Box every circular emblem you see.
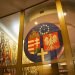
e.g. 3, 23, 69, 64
24, 23, 63, 62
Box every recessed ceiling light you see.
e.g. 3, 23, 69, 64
64, 12, 67, 16
34, 21, 38, 25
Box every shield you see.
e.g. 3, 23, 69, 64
24, 23, 63, 62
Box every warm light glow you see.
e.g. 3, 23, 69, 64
9, 73, 11, 75
34, 21, 38, 25
12, 21, 19, 36
58, 12, 63, 19
58, 12, 67, 19
0, 23, 17, 43
23, 40, 24, 44
48, 64, 51, 66
60, 62, 66, 65
64, 12, 67, 16
43, 64, 51, 67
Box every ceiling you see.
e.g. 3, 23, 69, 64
0, 0, 75, 18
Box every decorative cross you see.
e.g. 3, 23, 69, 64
37, 48, 48, 62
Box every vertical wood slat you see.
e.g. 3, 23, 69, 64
55, 0, 75, 75
16, 10, 24, 75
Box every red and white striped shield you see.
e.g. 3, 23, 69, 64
28, 37, 40, 54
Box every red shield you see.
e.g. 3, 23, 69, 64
43, 32, 60, 51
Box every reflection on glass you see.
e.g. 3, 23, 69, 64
0, 13, 20, 65
0, 13, 20, 75
58, 62, 68, 75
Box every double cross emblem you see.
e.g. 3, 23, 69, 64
37, 48, 48, 62
28, 37, 48, 62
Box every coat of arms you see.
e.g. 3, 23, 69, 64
24, 23, 64, 62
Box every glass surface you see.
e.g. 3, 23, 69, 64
22, 1, 66, 75
58, 62, 68, 75
0, 1, 74, 75
23, 1, 65, 64
61, 0, 75, 58
0, 68, 16, 75
64, 7, 75, 58
61, 1, 75, 74
0, 13, 20, 75
22, 65, 52, 75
